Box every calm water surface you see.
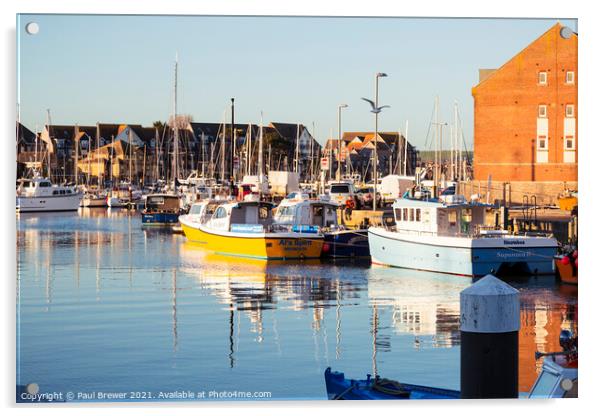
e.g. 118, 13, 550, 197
16, 209, 577, 401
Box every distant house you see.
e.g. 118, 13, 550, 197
472, 23, 577, 201
327, 131, 417, 181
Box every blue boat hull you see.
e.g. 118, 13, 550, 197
142, 212, 180, 226
324, 368, 460, 400
322, 229, 370, 258
368, 228, 557, 276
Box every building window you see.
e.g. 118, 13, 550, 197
538, 71, 547, 85
538, 136, 548, 150
566, 71, 575, 84
538, 105, 547, 118
566, 104, 575, 118
565, 136, 575, 150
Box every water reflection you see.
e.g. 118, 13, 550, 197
16, 209, 577, 398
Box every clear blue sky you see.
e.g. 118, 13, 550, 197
17, 15, 577, 149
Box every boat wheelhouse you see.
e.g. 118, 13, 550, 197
273, 195, 370, 258
16, 177, 82, 213
141, 194, 182, 226
368, 198, 558, 276
179, 200, 324, 260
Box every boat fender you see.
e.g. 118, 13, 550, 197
322, 243, 330, 253
561, 256, 570, 265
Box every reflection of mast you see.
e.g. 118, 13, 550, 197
75, 229, 80, 288
335, 278, 342, 360
172, 269, 178, 352
372, 304, 379, 377
229, 302, 234, 368
95, 231, 101, 299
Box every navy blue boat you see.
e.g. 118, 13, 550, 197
324, 368, 460, 400
141, 194, 182, 226
322, 229, 370, 258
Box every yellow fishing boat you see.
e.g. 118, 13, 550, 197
179, 200, 324, 259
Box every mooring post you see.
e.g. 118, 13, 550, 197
460, 274, 520, 399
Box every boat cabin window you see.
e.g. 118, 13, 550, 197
448, 211, 457, 227
409, 208, 415, 221
259, 206, 270, 220
39, 181, 51, 187
529, 370, 559, 398
330, 184, 351, 194
394, 208, 402, 222
53, 190, 59, 195
415, 209, 421, 222
189, 205, 203, 215
403, 208, 408, 221
277, 206, 296, 217
66, 189, 72, 194
214, 207, 227, 219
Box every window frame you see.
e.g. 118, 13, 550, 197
538, 71, 548, 85
537, 136, 548, 150
566, 104, 575, 118
566, 71, 575, 85
538, 105, 547, 118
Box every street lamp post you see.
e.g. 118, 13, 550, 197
362, 72, 389, 211
337, 104, 348, 181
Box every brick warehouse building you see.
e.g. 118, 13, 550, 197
471, 23, 577, 203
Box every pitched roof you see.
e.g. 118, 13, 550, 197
16, 122, 37, 145
472, 23, 574, 93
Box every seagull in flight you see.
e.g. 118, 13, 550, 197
361, 97, 391, 114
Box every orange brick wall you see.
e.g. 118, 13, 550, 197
472, 24, 578, 182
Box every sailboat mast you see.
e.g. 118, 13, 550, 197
258, 112, 264, 197
201, 132, 206, 177
220, 113, 226, 186
294, 123, 300, 174
172, 56, 179, 192
404, 120, 409, 176
96, 123, 100, 188
128, 127, 133, 185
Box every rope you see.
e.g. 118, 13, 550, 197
371, 378, 411, 397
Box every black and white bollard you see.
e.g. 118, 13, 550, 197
460, 274, 520, 399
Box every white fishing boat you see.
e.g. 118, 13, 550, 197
273, 193, 370, 257
16, 177, 82, 213
368, 196, 559, 276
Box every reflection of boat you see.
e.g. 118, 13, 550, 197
179, 200, 324, 259
273, 194, 369, 258
369, 198, 558, 276
324, 368, 460, 400
141, 194, 182, 226
554, 251, 578, 285
16, 177, 82, 213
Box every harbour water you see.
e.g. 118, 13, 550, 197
16, 209, 577, 401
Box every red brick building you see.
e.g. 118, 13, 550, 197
472, 23, 577, 187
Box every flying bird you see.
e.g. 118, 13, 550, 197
361, 97, 391, 114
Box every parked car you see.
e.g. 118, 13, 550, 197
356, 187, 382, 209
327, 182, 357, 207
